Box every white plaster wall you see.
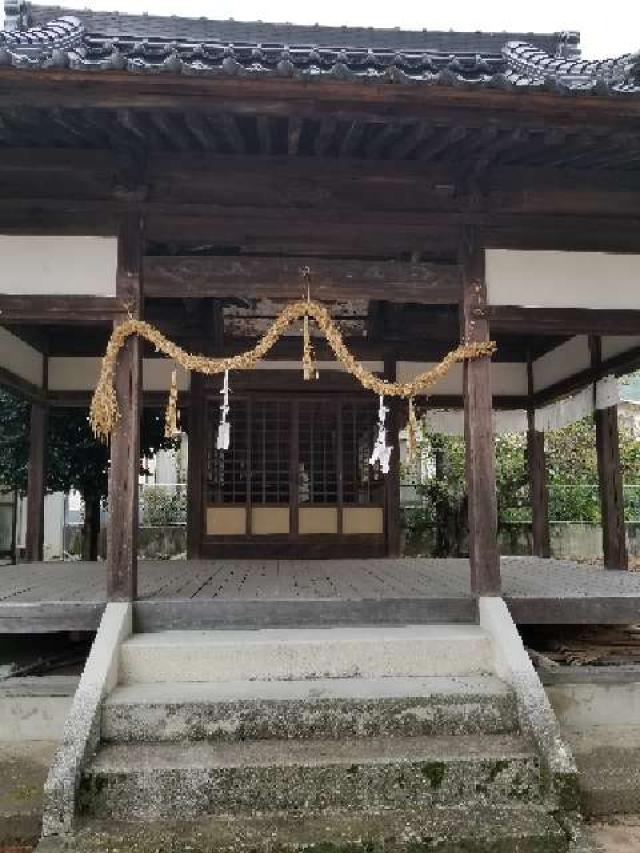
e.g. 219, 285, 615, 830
142, 361, 190, 392
532, 336, 590, 393
0, 236, 118, 296
47, 358, 191, 392
0, 325, 44, 387
486, 250, 640, 309
491, 363, 528, 396
397, 362, 527, 396
602, 335, 640, 361
48, 357, 100, 391
397, 362, 463, 394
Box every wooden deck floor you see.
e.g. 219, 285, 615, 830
1, 557, 639, 632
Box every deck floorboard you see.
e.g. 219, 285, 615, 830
1, 557, 639, 631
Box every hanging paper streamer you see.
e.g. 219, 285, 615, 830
216, 369, 231, 451
369, 394, 393, 474
164, 369, 180, 439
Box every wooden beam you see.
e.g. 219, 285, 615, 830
490, 306, 640, 336
186, 373, 205, 560
461, 232, 500, 595
0, 296, 125, 324
107, 211, 143, 601
527, 357, 550, 558
144, 256, 461, 303
384, 355, 401, 558
3, 72, 640, 131
527, 418, 551, 558
591, 337, 628, 571
25, 399, 48, 562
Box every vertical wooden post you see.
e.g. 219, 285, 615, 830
107, 211, 143, 600
384, 355, 401, 557
527, 356, 550, 557
460, 231, 500, 595
25, 398, 48, 562
186, 372, 205, 559
591, 337, 628, 570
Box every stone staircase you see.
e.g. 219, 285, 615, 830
48, 625, 582, 851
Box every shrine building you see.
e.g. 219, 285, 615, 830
1, 3, 640, 850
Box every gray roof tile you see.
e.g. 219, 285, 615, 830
1, 4, 638, 96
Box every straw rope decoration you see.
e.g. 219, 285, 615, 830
89, 298, 496, 442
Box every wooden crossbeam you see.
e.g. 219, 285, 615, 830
144, 256, 462, 303
0, 296, 125, 324
4, 72, 640, 133
490, 306, 640, 336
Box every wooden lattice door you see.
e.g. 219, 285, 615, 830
205, 394, 387, 555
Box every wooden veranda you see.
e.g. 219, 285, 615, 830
1, 557, 639, 633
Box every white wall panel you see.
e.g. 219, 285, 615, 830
486, 250, 640, 309
532, 336, 590, 392
491, 363, 528, 396
143, 360, 190, 392
397, 361, 526, 396
0, 235, 117, 296
48, 358, 191, 391
0, 326, 44, 387
601, 335, 640, 361
48, 357, 101, 391
397, 362, 463, 394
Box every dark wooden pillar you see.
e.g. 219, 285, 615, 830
107, 212, 143, 600
527, 357, 550, 558
591, 337, 628, 570
460, 232, 500, 595
186, 372, 205, 559
384, 354, 401, 557
25, 399, 48, 562
595, 404, 628, 569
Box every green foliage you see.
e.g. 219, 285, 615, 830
0, 389, 29, 493
141, 486, 187, 527
0, 387, 173, 505
402, 414, 640, 554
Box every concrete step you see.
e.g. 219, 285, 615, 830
79, 734, 541, 820
37, 806, 572, 852
102, 675, 518, 742
119, 625, 495, 684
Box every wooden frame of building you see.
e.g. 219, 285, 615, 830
2, 4, 640, 619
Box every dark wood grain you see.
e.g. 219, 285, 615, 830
186, 373, 205, 560
461, 232, 500, 595
527, 356, 550, 558
106, 211, 143, 600
591, 336, 628, 571
144, 256, 461, 304
25, 400, 48, 562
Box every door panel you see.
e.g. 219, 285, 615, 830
205, 394, 386, 553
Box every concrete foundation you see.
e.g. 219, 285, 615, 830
0, 677, 76, 742
544, 667, 640, 817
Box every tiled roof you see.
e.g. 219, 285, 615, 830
1, 4, 638, 96
24, 4, 568, 55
